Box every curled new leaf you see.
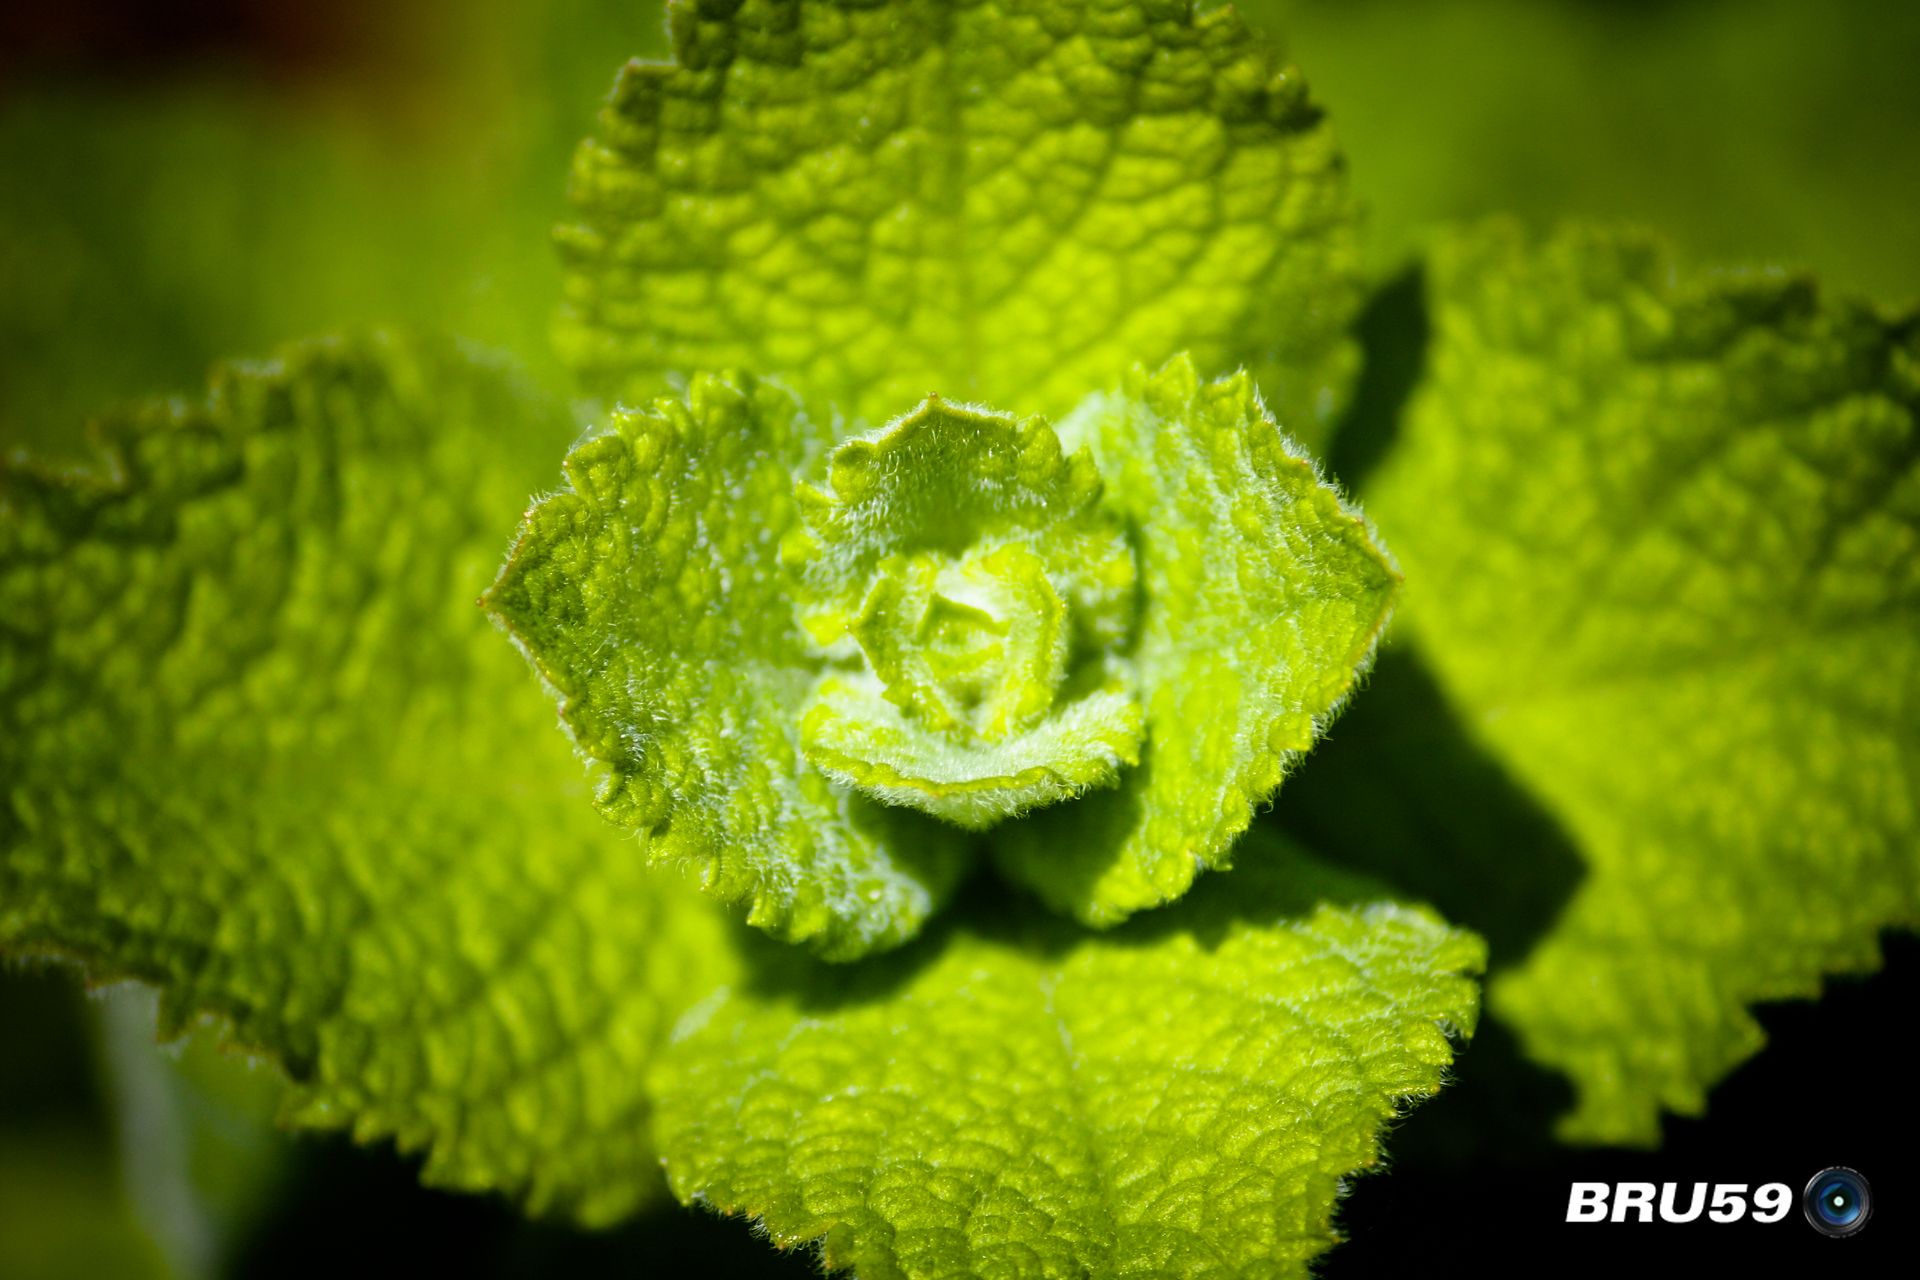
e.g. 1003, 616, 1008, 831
487, 356, 1398, 955
792, 399, 1144, 828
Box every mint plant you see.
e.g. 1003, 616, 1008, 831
2, 1, 1915, 1275
484, 358, 1398, 955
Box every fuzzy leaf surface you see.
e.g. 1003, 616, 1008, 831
486, 375, 974, 960
654, 837, 1483, 1279
794, 398, 1142, 830
995, 357, 1400, 924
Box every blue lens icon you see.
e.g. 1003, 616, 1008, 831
1803, 1167, 1871, 1237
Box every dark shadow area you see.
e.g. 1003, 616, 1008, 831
727, 882, 964, 1009
1272, 643, 1588, 1156
1375, 1015, 1576, 1168
0, 1, 378, 87
1324, 264, 1428, 493
1274, 644, 1584, 967
229, 1137, 822, 1280
0, 962, 106, 1132
1325, 931, 1919, 1275
731, 827, 1400, 1011
985, 758, 1151, 929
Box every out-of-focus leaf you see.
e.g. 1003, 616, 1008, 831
96, 986, 287, 1280
1366, 222, 1920, 1142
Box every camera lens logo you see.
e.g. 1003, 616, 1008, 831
1803, 1167, 1871, 1238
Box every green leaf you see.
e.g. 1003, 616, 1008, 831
0, 336, 737, 1223
1365, 223, 1920, 1143
793, 398, 1143, 829
994, 356, 1400, 925
557, 0, 1362, 448
485, 374, 974, 960
653, 836, 1483, 1279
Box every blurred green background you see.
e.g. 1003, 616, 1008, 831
5, 0, 1918, 463
1263, 0, 1920, 296
3, 1, 1918, 1275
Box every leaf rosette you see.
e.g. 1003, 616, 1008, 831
790, 398, 1145, 830
487, 355, 1402, 957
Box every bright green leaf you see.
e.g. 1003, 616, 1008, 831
557, 0, 1362, 448
1366, 223, 1920, 1143
654, 835, 1484, 1279
0, 336, 1484, 1275
800, 673, 1144, 830
995, 356, 1400, 925
0, 336, 738, 1223
485, 374, 975, 959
